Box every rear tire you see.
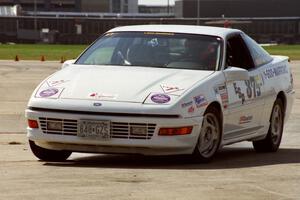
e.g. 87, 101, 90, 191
253, 98, 284, 152
29, 140, 72, 161
192, 106, 222, 163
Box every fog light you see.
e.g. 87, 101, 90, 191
159, 126, 193, 136
47, 121, 63, 131
130, 126, 147, 136
28, 119, 39, 129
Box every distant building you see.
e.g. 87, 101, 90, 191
80, 0, 138, 13
0, 4, 20, 16
175, 0, 300, 18
110, 0, 138, 13
139, 4, 174, 14
0, 0, 138, 13
0, 0, 80, 12
80, 0, 109, 12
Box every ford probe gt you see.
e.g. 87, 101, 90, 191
26, 25, 295, 162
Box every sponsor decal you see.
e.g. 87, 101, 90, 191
188, 106, 195, 113
233, 82, 246, 104
216, 83, 229, 108
220, 93, 229, 104
151, 93, 171, 104
39, 88, 59, 98
161, 85, 184, 94
239, 115, 253, 124
90, 93, 97, 97
181, 101, 193, 108
48, 79, 69, 87
144, 32, 174, 36
193, 95, 208, 108
263, 65, 288, 79
89, 93, 118, 100
218, 85, 226, 92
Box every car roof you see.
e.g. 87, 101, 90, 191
108, 25, 241, 39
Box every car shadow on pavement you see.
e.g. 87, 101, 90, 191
43, 147, 300, 169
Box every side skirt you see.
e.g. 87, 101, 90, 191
221, 125, 268, 146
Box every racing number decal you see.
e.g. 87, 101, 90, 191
233, 74, 263, 104
245, 80, 252, 98
245, 76, 262, 99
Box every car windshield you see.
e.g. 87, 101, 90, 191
76, 32, 223, 71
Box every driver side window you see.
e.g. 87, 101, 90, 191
226, 34, 255, 70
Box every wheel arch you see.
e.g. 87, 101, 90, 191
205, 101, 223, 132
276, 91, 287, 117
206, 101, 223, 118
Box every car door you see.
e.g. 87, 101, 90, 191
223, 34, 265, 141
241, 33, 276, 128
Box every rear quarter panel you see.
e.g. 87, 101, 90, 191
260, 56, 294, 125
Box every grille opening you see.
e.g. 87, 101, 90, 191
39, 118, 156, 140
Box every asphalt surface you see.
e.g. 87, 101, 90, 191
0, 60, 299, 200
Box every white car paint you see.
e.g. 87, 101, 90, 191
35, 65, 214, 103
26, 25, 295, 156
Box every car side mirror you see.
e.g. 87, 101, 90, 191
224, 66, 249, 82
61, 59, 76, 69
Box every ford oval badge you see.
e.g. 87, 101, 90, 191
93, 102, 102, 107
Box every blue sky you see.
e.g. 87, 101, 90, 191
138, 0, 175, 6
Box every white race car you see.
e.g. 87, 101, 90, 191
26, 25, 295, 162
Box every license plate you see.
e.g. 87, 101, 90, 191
78, 120, 110, 139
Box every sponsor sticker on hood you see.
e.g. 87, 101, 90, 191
161, 85, 184, 94
36, 87, 64, 99
47, 79, 70, 87
89, 93, 118, 100
151, 93, 171, 104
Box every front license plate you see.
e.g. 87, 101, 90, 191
78, 120, 110, 139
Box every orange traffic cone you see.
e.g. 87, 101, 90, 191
15, 55, 19, 61
41, 55, 45, 62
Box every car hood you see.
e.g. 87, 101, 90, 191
36, 65, 214, 104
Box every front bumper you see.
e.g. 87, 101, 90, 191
26, 108, 203, 155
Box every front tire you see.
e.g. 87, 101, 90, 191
253, 98, 284, 152
192, 106, 222, 162
29, 140, 72, 161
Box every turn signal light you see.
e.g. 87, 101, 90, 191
28, 119, 39, 129
158, 126, 193, 136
